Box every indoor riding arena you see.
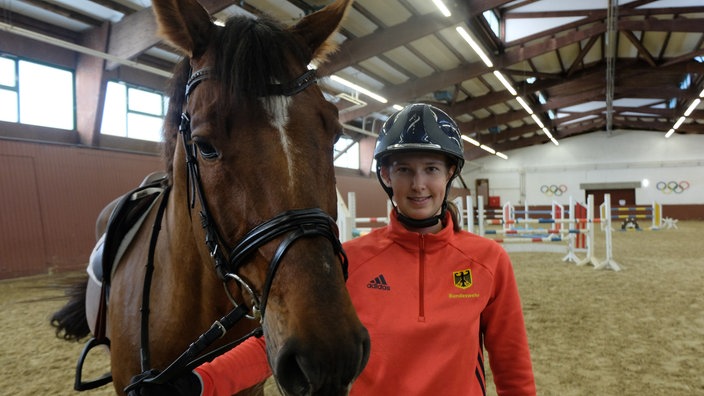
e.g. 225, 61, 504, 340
1, 1, 703, 395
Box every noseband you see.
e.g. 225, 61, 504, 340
180, 67, 346, 320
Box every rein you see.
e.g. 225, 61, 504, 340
126, 66, 346, 391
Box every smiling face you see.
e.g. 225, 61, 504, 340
380, 151, 456, 232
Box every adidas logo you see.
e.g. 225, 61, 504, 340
367, 274, 391, 291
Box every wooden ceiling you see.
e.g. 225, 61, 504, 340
2, 0, 703, 159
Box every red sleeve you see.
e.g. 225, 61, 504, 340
481, 250, 536, 396
194, 336, 272, 396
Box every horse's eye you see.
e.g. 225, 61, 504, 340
194, 140, 219, 160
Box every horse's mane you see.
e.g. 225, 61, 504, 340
161, 15, 312, 181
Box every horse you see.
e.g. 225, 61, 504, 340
50, 0, 370, 394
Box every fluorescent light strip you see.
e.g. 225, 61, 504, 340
456, 27, 493, 68
516, 96, 533, 114
461, 135, 480, 146
480, 144, 496, 154
684, 98, 701, 117
493, 71, 517, 95
330, 75, 388, 104
541, 127, 553, 139
531, 113, 545, 129
463, 135, 507, 159
392, 104, 404, 111
432, 0, 451, 17
665, 93, 702, 138
672, 116, 686, 129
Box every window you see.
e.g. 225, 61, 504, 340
101, 81, 167, 142
334, 135, 359, 169
0, 55, 75, 129
482, 10, 500, 38
0, 57, 17, 123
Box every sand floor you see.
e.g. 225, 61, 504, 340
1, 221, 702, 395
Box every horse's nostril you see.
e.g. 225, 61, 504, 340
275, 342, 312, 396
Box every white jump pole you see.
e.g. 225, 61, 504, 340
562, 196, 581, 263
452, 196, 465, 231
466, 195, 475, 233
594, 193, 621, 271
478, 195, 486, 236
576, 195, 601, 268
336, 189, 353, 242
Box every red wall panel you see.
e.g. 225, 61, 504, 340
0, 139, 162, 279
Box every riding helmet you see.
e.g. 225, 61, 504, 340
374, 103, 465, 197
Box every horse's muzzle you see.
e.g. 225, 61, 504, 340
273, 328, 371, 396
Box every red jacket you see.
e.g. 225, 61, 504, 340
196, 210, 535, 395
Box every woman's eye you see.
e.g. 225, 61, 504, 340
195, 140, 219, 159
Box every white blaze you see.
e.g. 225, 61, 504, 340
261, 96, 295, 188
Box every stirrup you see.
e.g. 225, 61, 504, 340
74, 337, 113, 391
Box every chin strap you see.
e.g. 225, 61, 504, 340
396, 213, 442, 229
395, 207, 444, 229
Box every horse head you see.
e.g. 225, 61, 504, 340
152, 0, 369, 394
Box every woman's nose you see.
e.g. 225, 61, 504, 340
411, 172, 426, 190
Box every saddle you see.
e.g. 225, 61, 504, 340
78, 172, 167, 391
89, 172, 167, 289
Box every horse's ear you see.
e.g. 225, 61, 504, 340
290, 0, 353, 65
151, 0, 215, 58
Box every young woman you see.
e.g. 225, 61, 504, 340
130, 103, 536, 395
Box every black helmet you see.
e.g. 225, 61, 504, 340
374, 103, 465, 228
374, 103, 465, 171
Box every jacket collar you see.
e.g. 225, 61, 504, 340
387, 209, 454, 252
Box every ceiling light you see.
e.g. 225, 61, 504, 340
531, 113, 544, 129
493, 71, 517, 95
461, 135, 480, 146
495, 152, 508, 160
516, 96, 533, 114
392, 104, 404, 111
683, 98, 701, 116
480, 144, 496, 154
432, 0, 451, 17
330, 75, 388, 103
665, 128, 675, 138
672, 116, 686, 129
456, 27, 493, 68
541, 127, 553, 139
700, 88, 704, 97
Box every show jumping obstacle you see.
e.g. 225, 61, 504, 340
599, 199, 663, 231
460, 195, 621, 271
337, 191, 391, 242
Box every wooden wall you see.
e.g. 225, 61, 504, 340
0, 139, 162, 279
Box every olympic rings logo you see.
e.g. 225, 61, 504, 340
656, 181, 690, 194
540, 184, 567, 196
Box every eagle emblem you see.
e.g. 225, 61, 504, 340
453, 269, 472, 289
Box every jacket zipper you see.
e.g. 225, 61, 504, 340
418, 234, 426, 322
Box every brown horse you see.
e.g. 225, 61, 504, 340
51, 0, 370, 394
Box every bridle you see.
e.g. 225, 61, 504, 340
126, 66, 346, 391
180, 67, 346, 320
